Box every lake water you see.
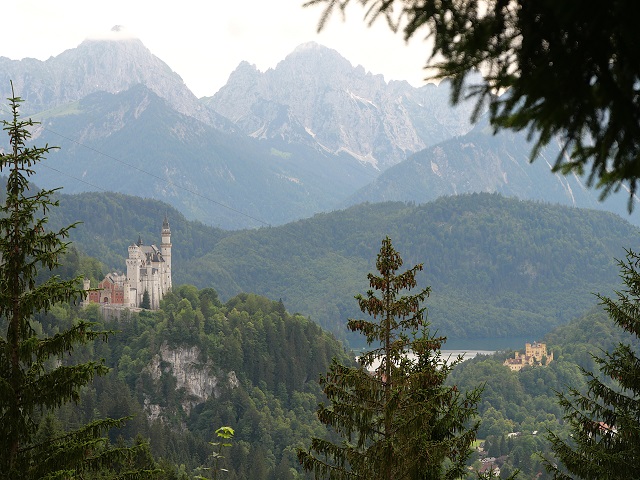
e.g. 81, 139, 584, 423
441, 349, 495, 364
440, 336, 532, 364
359, 337, 529, 369
363, 349, 495, 370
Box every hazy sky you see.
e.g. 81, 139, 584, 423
1, 0, 434, 98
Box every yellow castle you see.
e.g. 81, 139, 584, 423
503, 341, 553, 372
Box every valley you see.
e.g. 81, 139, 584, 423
1, 27, 639, 480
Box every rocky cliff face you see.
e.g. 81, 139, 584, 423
0, 27, 227, 128
145, 342, 239, 419
344, 118, 632, 218
4, 35, 629, 228
204, 42, 477, 170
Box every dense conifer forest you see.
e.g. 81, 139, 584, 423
21, 287, 351, 479
20, 274, 636, 479
447, 306, 640, 478
43, 188, 639, 345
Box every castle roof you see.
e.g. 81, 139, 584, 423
141, 244, 163, 262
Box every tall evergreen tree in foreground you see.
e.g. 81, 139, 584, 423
0, 87, 152, 479
547, 250, 640, 479
298, 237, 482, 479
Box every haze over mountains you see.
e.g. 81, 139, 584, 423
43, 189, 638, 345
4, 26, 640, 480
203, 42, 477, 170
1, 30, 637, 229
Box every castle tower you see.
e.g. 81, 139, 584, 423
126, 243, 141, 307
161, 215, 172, 292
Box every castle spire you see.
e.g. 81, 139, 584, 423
161, 216, 172, 293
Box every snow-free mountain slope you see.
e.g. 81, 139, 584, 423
28, 84, 372, 229
0, 27, 226, 127
345, 118, 634, 222
204, 42, 477, 170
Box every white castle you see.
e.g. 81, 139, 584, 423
84, 217, 172, 310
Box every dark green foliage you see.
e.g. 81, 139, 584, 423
194, 426, 234, 480
0, 89, 154, 479
141, 290, 151, 310
41, 285, 352, 480
307, 0, 640, 207
44, 189, 231, 272
546, 250, 640, 478
180, 195, 637, 345
298, 237, 481, 479
41, 185, 639, 346
445, 304, 640, 479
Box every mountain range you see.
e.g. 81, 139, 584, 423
2, 29, 636, 229
203, 42, 477, 170
345, 118, 633, 217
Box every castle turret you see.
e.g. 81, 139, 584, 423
161, 215, 172, 292
126, 243, 141, 307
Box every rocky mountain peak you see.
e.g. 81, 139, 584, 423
0, 29, 224, 127
277, 42, 385, 91
292, 41, 322, 53
281, 42, 352, 72
224, 60, 262, 86
204, 42, 476, 169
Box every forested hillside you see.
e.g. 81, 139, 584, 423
30, 287, 350, 479
345, 117, 633, 224
182, 194, 639, 343
43, 189, 639, 345
7, 182, 639, 478
448, 306, 639, 479
37, 249, 640, 479
49, 191, 232, 271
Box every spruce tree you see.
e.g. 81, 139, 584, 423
141, 290, 151, 309
297, 237, 482, 479
547, 249, 640, 478
0, 86, 152, 479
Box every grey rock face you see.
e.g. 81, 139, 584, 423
204, 42, 477, 170
145, 342, 238, 418
345, 118, 632, 220
0, 33, 226, 128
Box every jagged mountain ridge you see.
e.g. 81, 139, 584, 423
345, 118, 637, 223
1, 34, 635, 228
203, 42, 477, 170
26, 84, 372, 229
0, 29, 227, 128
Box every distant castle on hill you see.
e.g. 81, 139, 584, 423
84, 217, 172, 310
503, 341, 553, 372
